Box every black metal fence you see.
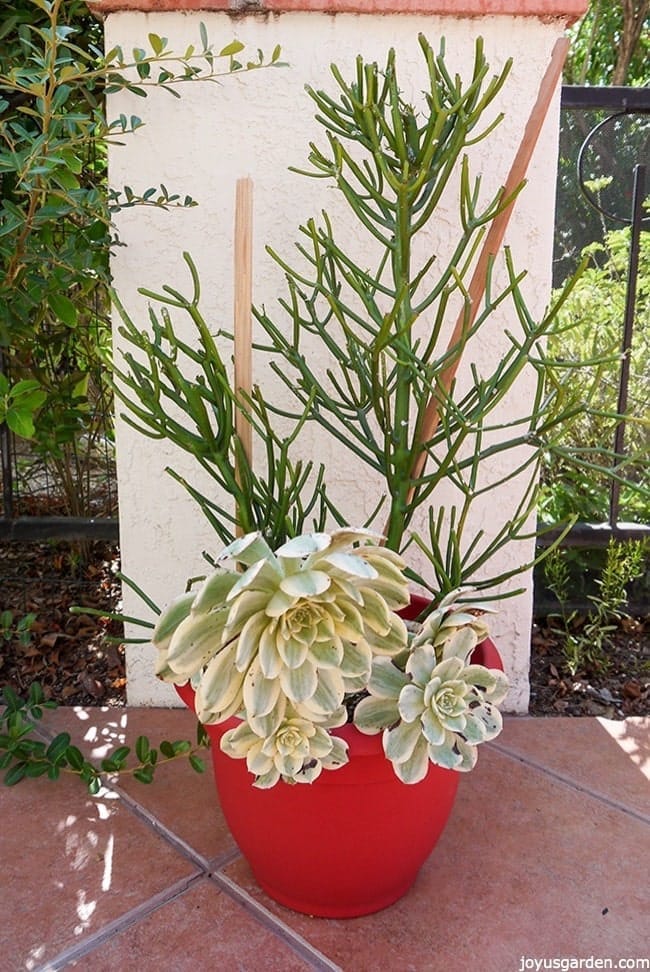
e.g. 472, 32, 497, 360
540, 85, 649, 552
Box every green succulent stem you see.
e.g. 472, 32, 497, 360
109, 35, 648, 605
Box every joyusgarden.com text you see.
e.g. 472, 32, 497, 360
519, 958, 650, 971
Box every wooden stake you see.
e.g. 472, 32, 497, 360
404, 37, 570, 505
233, 177, 253, 536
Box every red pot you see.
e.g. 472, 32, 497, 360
175, 599, 503, 918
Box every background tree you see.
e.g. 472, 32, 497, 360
564, 0, 650, 86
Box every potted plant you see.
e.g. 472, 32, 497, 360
157, 529, 507, 916
44, 35, 626, 915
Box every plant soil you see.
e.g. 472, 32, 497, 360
0, 540, 648, 718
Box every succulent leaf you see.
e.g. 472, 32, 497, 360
243, 661, 283, 717
367, 657, 409, 698
319, 551, 378, 580
357, 587, 392, 636
166, 609, 229, 678
279, 657, 318, 703
191, 569, 239, 613
392, 736, 432, 784
151, 592, 195, 651
353, 695, 400, 733
397, 683, 426, 723
280, 569, 331, 598
219, 532, 273, 567
195, 646, 245, 722
276, 533, 331, 558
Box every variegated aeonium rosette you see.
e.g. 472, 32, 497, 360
151, 529, 508, 787
354, 591, 509, 782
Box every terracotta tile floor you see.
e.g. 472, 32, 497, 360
1, 709, 648, 972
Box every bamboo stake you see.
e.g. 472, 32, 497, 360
404, 37, 570, 509
233, 177, 254, 536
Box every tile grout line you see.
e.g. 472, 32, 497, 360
37, 872, 206, 972
32, 715, 241, 872
209, 870, 344, 972
490, 741, 650, 825
85, 777, 342, 972
109, 778, 223, 870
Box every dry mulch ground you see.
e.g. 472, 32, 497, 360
0, 540, 648, 718
1, 540, 126, 707
529, 616, 648, 718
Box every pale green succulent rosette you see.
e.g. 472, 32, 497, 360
409, 589, 495, 652
220, 697, 350, 788
354, 595, 509, 783
151, 528, 412, 781
212, 529, 409, 729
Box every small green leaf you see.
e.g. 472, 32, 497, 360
48, 293, 78, 328
219, 40, 244, 58
53, 167, 80, 191
135, 735, 150, 763
28, 683, 44, 706
25, 762, 49, 778
112, 746, 131, 765
171, 740, 191, 756
133, 766, 154, 784
66, 746, 85, 772
189, 755, 205, 774
148, 33, 164, 56
4, 763, 27, 786
46, 733, 72, 763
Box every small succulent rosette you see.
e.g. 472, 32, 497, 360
354, 591, 509, 781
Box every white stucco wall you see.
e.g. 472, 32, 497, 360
106, 10, 565, 711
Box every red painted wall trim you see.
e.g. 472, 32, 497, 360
90, 0, 587, 21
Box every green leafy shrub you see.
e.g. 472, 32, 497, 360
0, 0, 282, 521
543, 538, 648, 674
541, 226, 650, 525
0, 682, 208, 791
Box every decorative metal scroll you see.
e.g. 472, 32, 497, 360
575, 99, 649, 529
